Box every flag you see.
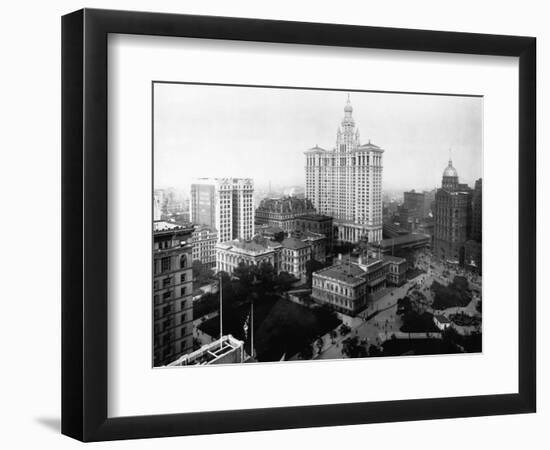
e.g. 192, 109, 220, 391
243, 313, 250, 339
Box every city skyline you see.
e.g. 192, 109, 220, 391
154, 83, 482, 193
153, 82, 482, 367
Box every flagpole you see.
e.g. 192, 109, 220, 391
251, 300, 254, 360
219, 273, 223, 348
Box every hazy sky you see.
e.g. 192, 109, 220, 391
154, 83, 482, 193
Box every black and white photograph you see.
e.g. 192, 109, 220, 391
152, 83, 483, 367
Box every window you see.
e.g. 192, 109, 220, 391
163, 277, 171, 288
163, 291, 171, 300
180, 273, 186, 283
161, 257, 171, 272
180, 254, 187, 268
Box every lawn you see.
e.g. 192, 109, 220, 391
198, 295, 341, 362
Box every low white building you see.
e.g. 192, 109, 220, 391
167, 335, 246, 366
433, 314, 452, 330
216, 239, 281, 274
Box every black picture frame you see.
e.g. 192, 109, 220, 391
61, 8, 536, 442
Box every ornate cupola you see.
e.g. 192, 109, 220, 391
442, 158, 459, 191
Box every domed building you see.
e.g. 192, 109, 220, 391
433, 158, 473, 264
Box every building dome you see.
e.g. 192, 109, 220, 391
443, 159, 458, 178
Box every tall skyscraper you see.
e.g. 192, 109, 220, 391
190, 178, 254, 243
304, 95, 383, 244
433, 159, 472, 264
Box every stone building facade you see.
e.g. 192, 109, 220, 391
191, 225, 217, 269
254, 196, 316, 232
304, 95, 383, 244
311, 254, 405, 315
433, 159, 472, 264
295, 214, 334, 249
153, 221, 195, 366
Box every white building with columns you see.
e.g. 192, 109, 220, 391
304, 95, 383, 244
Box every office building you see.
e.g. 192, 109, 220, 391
433, 159, 472, 264
190, 178, 254, 243
304, 95, 383, 244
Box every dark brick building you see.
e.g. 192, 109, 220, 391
433, 159, 472, 264
464, 178, 482, 273
153, 221, 195, 366
295, 214, 334, 249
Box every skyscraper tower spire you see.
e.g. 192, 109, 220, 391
338, 94, 357, 152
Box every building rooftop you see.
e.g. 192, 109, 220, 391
258, 225, 284, 234
383, 255, 407, 264
434, 314, 451, 324
316, 263, 366, 285
305, 145, 327, 153
297, 230, 326, 241
281, 237, 310, 250
153, 221, 194, 235
297, 214, 333, 222
153, 220, 181, 231
256, 196, 315, 214
378, 233, 431, 248
167, 335, 244, 366
217, 239, 276, 255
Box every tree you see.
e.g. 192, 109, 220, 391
233, 262, 257, 286
396, 296, 412, 315
276, 271, 296, 291
192, 260, 215, 288
339, 323, 351, 336
257, 261, 276, 287
342, 336, 367, 358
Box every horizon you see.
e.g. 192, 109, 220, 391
154, 83, 482, 194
